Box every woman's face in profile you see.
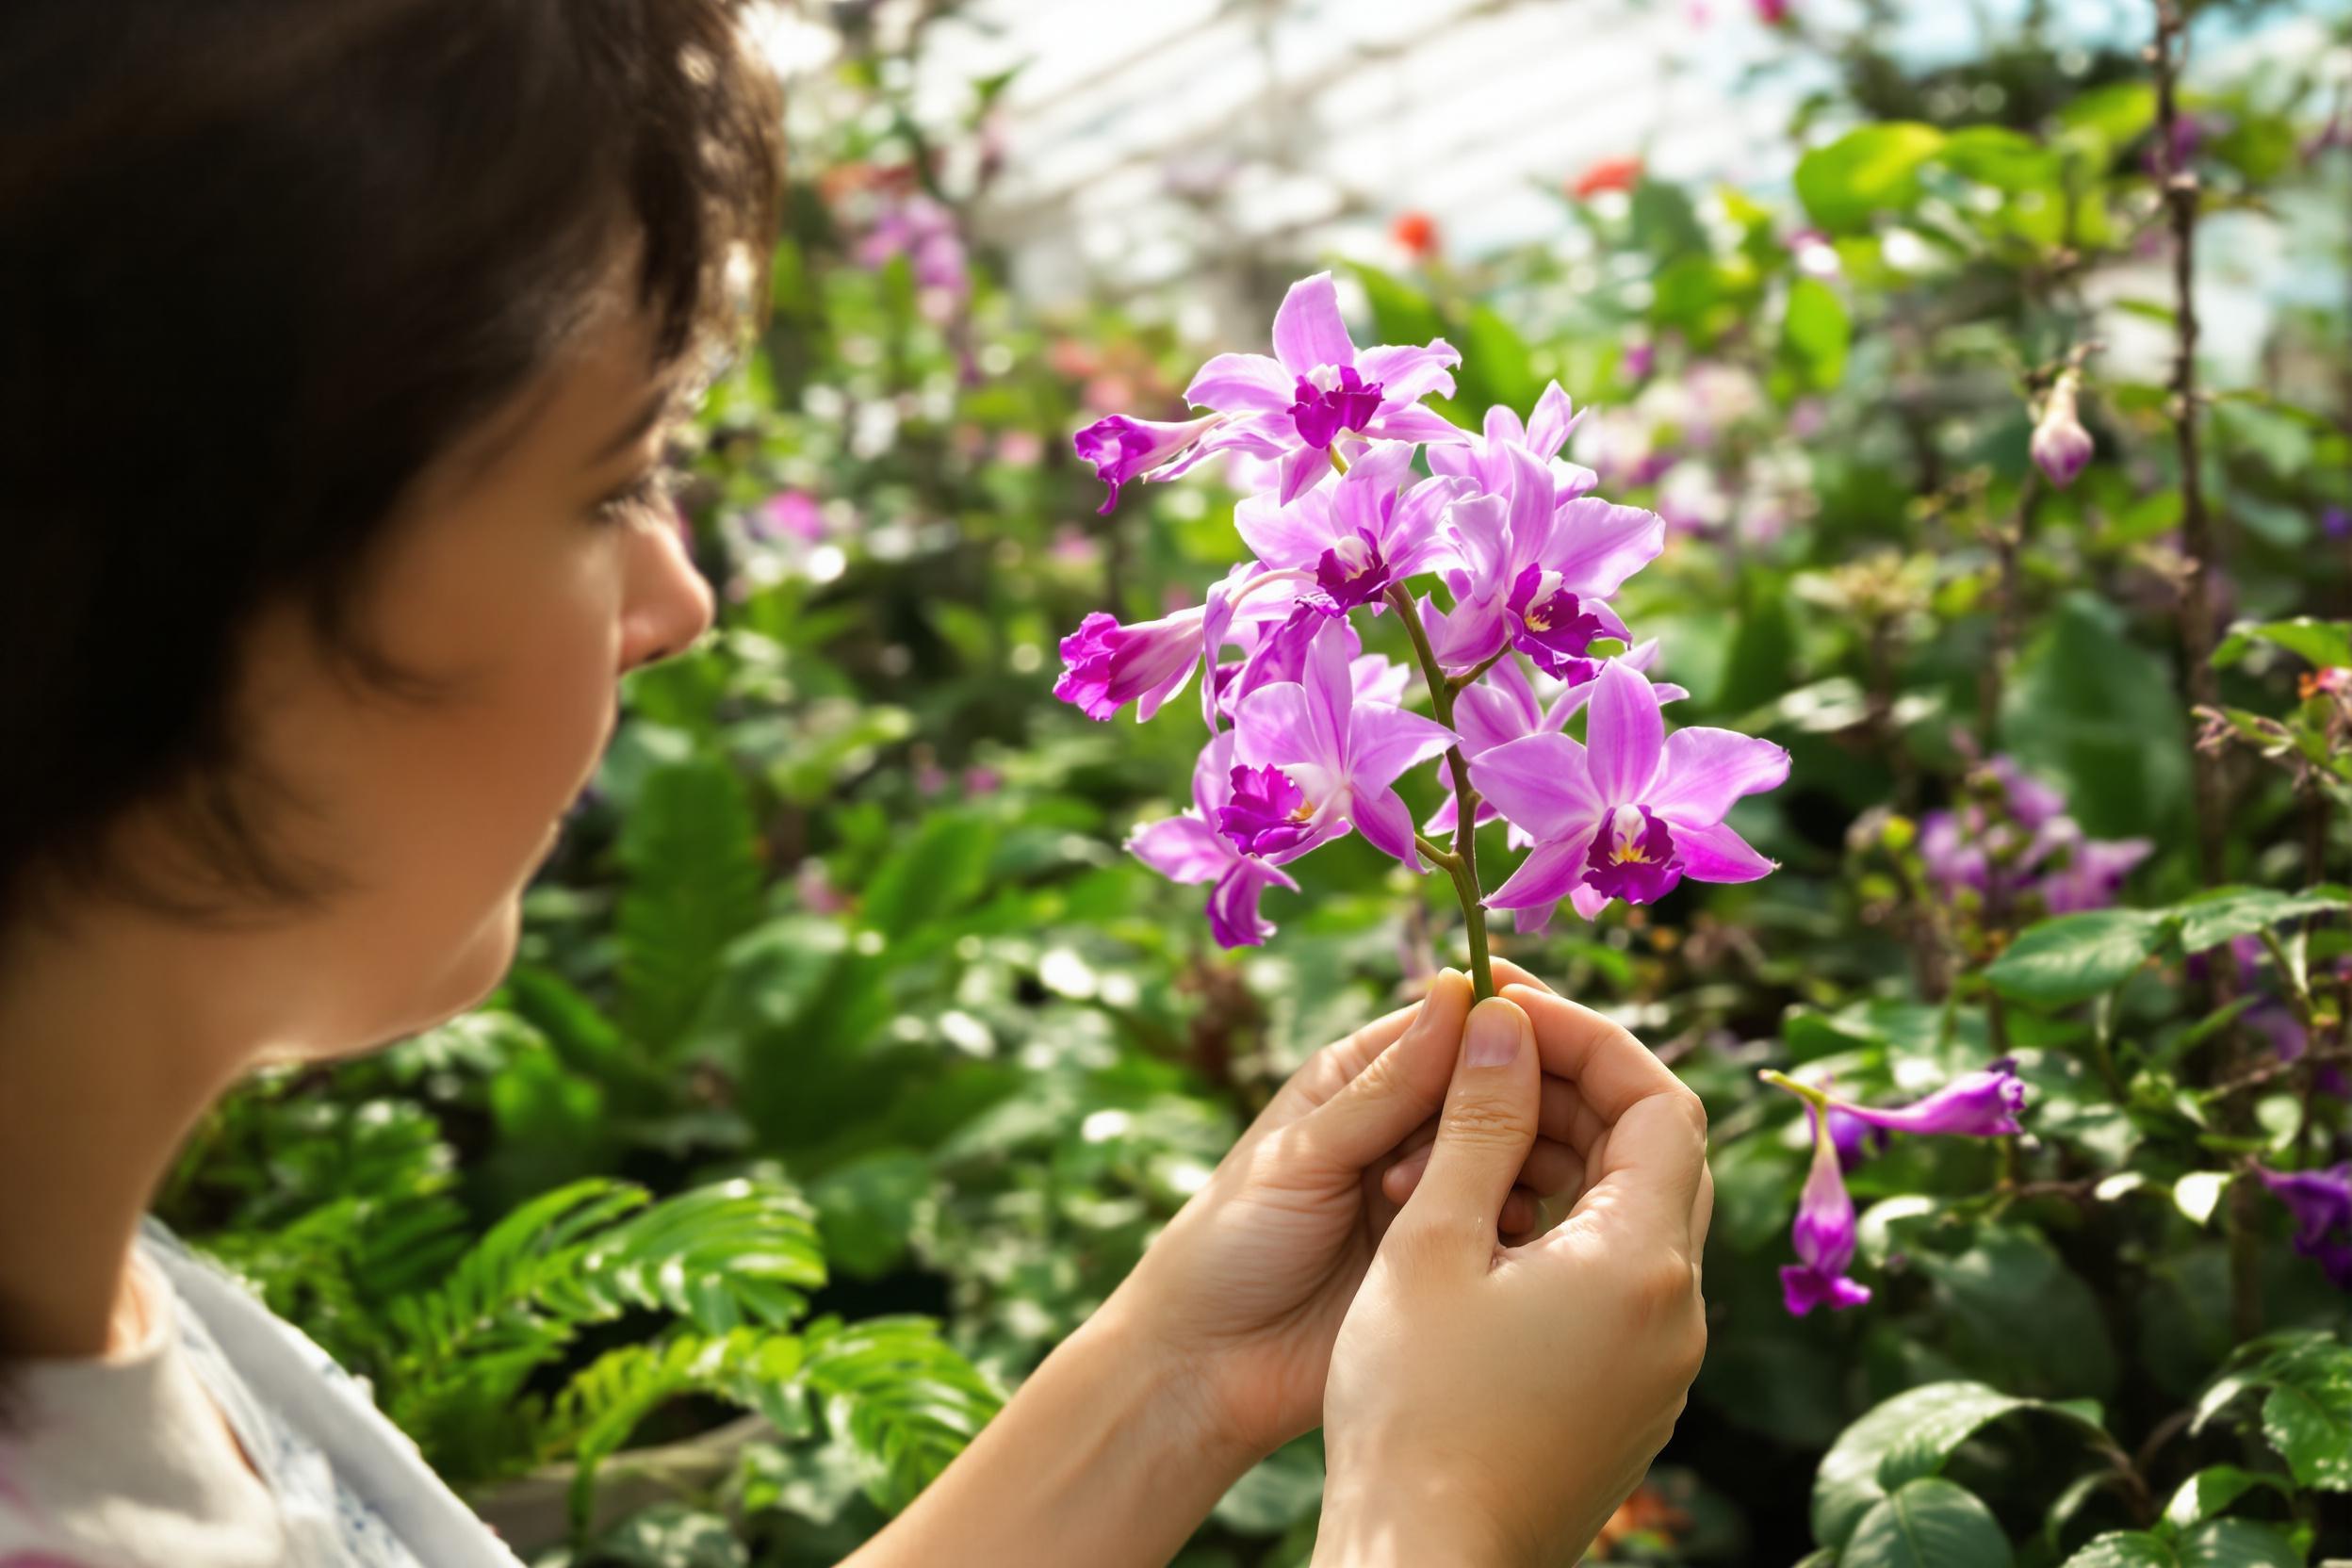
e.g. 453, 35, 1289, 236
203, 290, 715, 1062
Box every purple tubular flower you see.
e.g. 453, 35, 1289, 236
1783, 1105, 1871, 1316
1184, 271, 1468, 505
1233, 620, 1457, 871
2255, 1164, 2352, 1288
1832, 1058, 2028, 1137
1128, 732, 1321, 949
2030, 371, 2093, 489
1471, 660, 1788, 921
1827, 1108, 1886, 1171
1074, 412, 1226, 514
1054, 603, 1207, 722
1233, 441, 1466, 613
2036, 836, 2154, 915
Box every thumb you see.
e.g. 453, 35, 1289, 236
1290, 970, 1473, 1171
1396, 996, 1539, 1254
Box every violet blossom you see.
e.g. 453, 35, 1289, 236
1830, 1058, 2028, 1137
1231, 620, 1457, 871
2255, 1163, 2352, 1289
1184, 271, 1468, 505
1129, 731, 1317, 949
1471, 660, 1787, 924
1828, 1108, 1887, 1171
856, 192, 969, 302
1075, 412, 1227, 514
1919, 757, 2150, 918
1783, 1104, 1871, 1315
1233, 441, 1467, 612
2030, 370, 2094, 489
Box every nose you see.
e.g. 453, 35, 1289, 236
618, 505, 715, 673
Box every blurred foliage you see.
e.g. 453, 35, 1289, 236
158, 1, 2352, 1563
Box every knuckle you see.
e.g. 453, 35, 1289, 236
1440, 1098, 1529, 1149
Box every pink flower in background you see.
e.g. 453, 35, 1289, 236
856, 191, 968, 302
1783, 1104, 1870, 1315
2030, 370, 2094, 488
753, 490, 827, 544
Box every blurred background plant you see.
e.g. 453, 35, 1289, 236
161, 0, 2352, 1563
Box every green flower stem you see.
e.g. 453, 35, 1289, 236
1387, 583, 1495, 1001
1757, 1069, 1832, 1111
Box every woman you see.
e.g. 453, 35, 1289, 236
0, 2, 1710, 1563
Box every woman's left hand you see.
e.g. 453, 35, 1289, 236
1102, 960, 1591, 1464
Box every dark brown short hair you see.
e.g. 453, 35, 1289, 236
0, 0, 780, 929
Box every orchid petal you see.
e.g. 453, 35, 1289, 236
1568, 883, 1612, 921
1584, 660, 1666, 804
1668, 819, 1776, 883
1511, 900, 1560, 935
1349, 784, 1429, 870
1651, 729, 1793, 826
1349, 702, 1457, 791
1355, 340, 1461, 402
1184, 351, 1293, 415
1487, 827, 1598, 908
1270, 271, 1356, 374
1233, 489, 1336, 569
1277, 444, 1332, 506
1525, 382, 1577, 460
1545, 498, 1666, 597
1470, 733, 1603, 842
1363, 403, 1472, 445
1128, 816, 1234, 885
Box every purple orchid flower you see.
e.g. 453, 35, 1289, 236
1470, 660, 1788, 923
1830, 1058, 2028, 1137
1074, 412, 1228, 514
1422, 640, 1688, 843
1426, 382, 1598, 508
1184, 271, 1468, 505
1783, 1104, 1871, 1315
1054, 604, 1207, 722
1422, 445, 1662, 676
1232, 619, 1457, 871
2255, 1164, 2352, 1289
1129, 731, 1325, 949
1233, 441, 1469, 612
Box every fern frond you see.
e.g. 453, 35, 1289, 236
800, 1315, 1004, 1515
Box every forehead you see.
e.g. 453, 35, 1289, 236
436, 293, 681, 489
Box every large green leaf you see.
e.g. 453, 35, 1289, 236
1796, 122, 1947, 234
1908, 1229, 2117, 1400
1984, 911, 2167, 1005
2001, 594, 2186, 840
2258, 1340, 2352, 1491
1842, 1478, 2012, 1568
2161, 1466, 2295, 1531
1813, 1382, 2032, 1546
1781, 276, 1853, 392
2211, 617, 2352, 672
2060, 1521, 2303, 1567
2172, 887, 2348, 955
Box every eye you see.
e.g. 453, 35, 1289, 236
591, 465, 678, 526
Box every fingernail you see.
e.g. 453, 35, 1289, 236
1464, 999, 1521, 1068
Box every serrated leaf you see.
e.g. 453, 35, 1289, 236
2173, 887, 2350, 954
1842, 1478, 2012, 1568
616, 760, 764, 1052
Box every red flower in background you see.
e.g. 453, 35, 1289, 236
1392, 210, 1439, 257
1756, 0, 1791, 22
1571, 155, 1643, 199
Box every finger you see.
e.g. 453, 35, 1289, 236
1690, 1159, 1716, 1258
1393, 997, 1541, 1266
1502, 984, 1685, 1126
1486, 956, 1556, 995
1554, 1076, 1708, 1260
1383, 1074, 1584, 1167
1498, 1185, 1538, 1236
1383, 1134, 1578, 1206
1250, 995, 1429, 1140
1286, 971, 1474, 1172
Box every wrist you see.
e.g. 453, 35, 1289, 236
1314, 1467, 1529, 1568
1074, 1289, 1263, 1485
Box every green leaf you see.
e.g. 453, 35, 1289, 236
803, 1315, 1005, 1514
1796, 123, 1947, 234
1908, 1229, 2118, 1400
616, 760, 765, 1052
2260, 1360, 2352, 1491
1813, 1382, 2031, 1546
2066, 1519, 2308, 1567
2161, 1466, 2294, 1530
2001, 594, 2187, 840
859, 809, 999, 941
1985, 910, 2168, 1005
2212, 617, 2352, 673
2173, 1171, 2232, 1228
2173, 887, 2349, 954
1842, 1478, 2012, 1568
1781, 276, 1853, 392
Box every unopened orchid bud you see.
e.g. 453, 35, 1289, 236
2029, 370, 2093, 488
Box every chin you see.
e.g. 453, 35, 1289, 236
402, 891, 527, 1039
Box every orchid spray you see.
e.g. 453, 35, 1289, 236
1055, 272, 1790, 998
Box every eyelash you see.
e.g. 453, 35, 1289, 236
593, 466, 678, 525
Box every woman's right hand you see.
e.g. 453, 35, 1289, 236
1314, 983, 1713, 1568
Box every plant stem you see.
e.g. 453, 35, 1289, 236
2155, 0, 2258, 1341
1387, 584, 1495, 1000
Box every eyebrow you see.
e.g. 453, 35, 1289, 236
591, 387, 678, 466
